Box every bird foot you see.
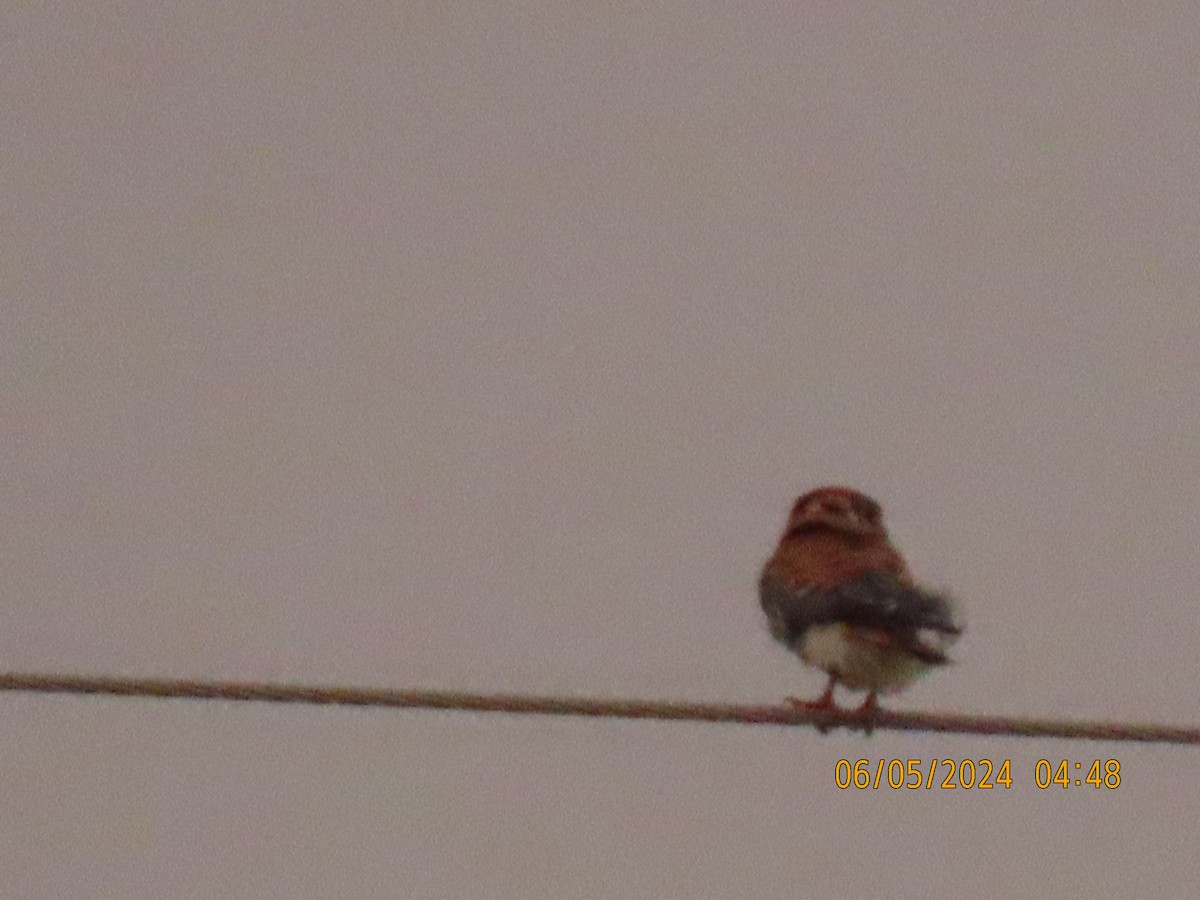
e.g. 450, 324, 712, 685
784, 692, 880, 735
787, 689, 838, 733
855, 693, 880, 736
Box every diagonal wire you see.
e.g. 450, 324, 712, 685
1, 671, 1196, 744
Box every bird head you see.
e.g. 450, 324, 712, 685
784, 486, 887, 539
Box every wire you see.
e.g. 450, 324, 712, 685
1, 671, 1195, 744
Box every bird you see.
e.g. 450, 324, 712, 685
758, 486, 961, 720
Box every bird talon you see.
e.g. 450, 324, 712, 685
856, 693, 879, 736
785, 698, 836, 734
787, 679, 839, 733
788, 677, 838, 713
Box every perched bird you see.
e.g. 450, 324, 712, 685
759, 486, 961, 717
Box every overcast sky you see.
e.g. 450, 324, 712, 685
3, 4, 1199, 897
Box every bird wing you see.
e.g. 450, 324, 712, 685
760, 570, 962, 662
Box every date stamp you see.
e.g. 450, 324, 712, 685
834, 759, 1122, 790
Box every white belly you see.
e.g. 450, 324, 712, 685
800, 623, 931, 693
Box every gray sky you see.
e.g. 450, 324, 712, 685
3, 4, 1199, 897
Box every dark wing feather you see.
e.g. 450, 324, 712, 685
759, 570, 962, 655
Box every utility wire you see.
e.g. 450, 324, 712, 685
1, 672, 1195, 744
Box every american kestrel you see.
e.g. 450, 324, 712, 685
759, 486, 961, 717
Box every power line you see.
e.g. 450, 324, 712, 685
1, 672, 1195, 744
